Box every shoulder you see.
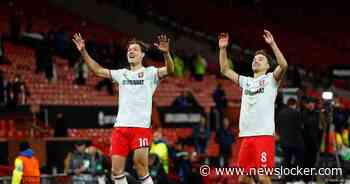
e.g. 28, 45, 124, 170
117, 68, 128, 73
15, 157, 23, 163
145, 66, 157, 72
266, 72, 278, 87
266, 72, 275, 79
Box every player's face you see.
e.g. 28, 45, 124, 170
252, 54, 270, 73
127, 44, 144, 64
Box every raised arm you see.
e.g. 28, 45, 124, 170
219, 33, 239, 85
72, 33, 110, 78
154, 35, 174, 78
263, 30, 288, 82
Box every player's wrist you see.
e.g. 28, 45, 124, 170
80, 47, 87, 54
269, 41, 277, 47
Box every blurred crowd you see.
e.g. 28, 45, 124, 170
276, 95, 350, 183
64, 141, 110, 184
0, 72, 30, 107
1, 1, 350, 184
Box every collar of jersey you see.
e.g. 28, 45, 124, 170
128, 67, 145, 73
252, 73, 266, 81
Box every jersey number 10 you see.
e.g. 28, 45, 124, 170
138, 138, 149, 147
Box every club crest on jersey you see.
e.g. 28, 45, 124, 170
259, 80, 265, 87
138, 72, 144, 78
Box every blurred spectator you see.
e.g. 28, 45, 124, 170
275, 91, 287, 115
169, 140, 191, 184
12, 74, 30, 105
35, 35, 54, 82
212, 83, 228, 128
188, 152, 204, 184
193, 54, 207, 81
86, 145, 109, 184
5, 79, 16, 108
215, 118, 235, 167
67, 141, 95, 184
11, 141, 40, 184
171, 89, 199, 108
333, 99, 349, 133
150, 129, 169, 174
148, 153, 173, 184
301, 97, 320, 183
212, 83, 228, 110
18, 81, 30, 105
74, 57, 89, 85
173, 54, 185, 77
276, 98, 304, 182
193, 115, 210, 154
53, 113, 68, 137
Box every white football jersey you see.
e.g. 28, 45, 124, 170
238, 73, 278, 137
110, 66, 159, 128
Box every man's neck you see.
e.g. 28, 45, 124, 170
129, 62, 143, 71
253, 71, 266, 78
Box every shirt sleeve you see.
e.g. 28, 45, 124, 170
239, 75, 251, 88
110, 69, 124, 84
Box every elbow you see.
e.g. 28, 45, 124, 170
281, 62, 288, 70
95, 69, 105, 78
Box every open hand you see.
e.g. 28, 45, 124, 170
154, 34, 170, 53
263, 30, 275, 45
72, 33, 86, 52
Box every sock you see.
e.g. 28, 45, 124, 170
139, 174, 153, 184
112, 174, 128, 184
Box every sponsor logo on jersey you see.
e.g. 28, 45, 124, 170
259, 80, 265, 87
122, 80, 144, 85
244, 87, 264, 96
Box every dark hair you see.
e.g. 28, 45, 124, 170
19, 141, 30, 152
287, 98, 297, 106
126, 39, 149, 53
254, 49, 276, 73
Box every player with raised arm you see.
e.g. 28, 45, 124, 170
219, 30, 288, 184
72, 33, 174, 184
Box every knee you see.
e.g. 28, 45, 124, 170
111, 165, 124, 176
133, 157, 148, 175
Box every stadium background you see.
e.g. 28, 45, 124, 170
0, 0, 350, 183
